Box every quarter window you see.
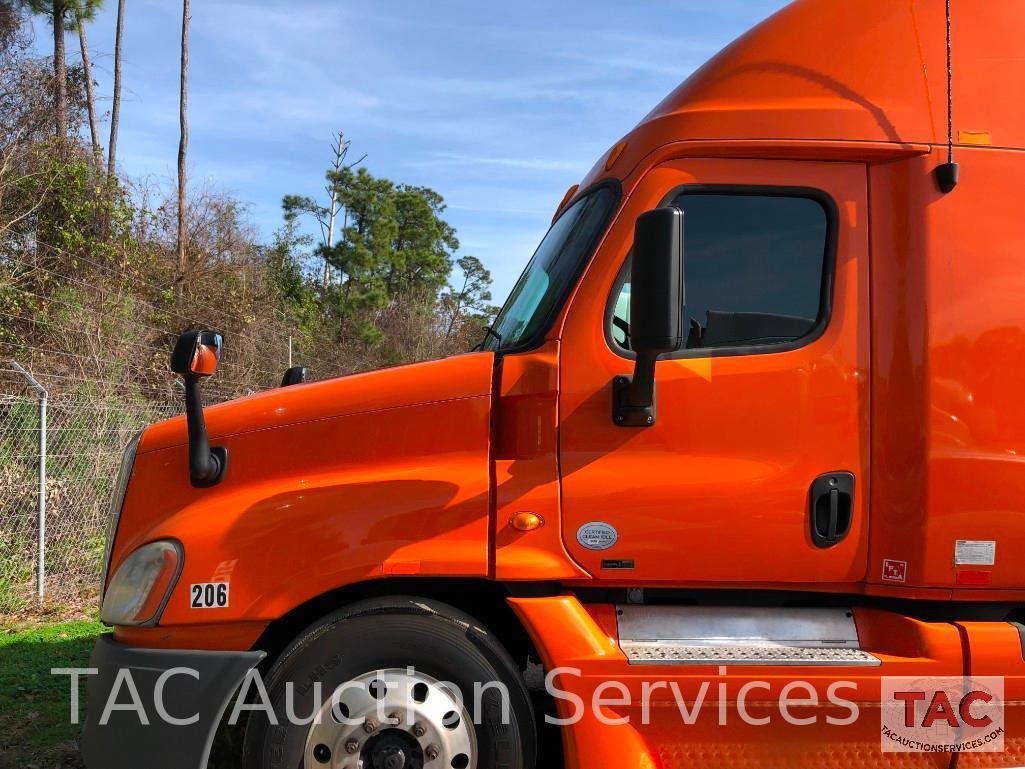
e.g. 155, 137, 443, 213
612, 191, 831, 353
486, 184, 618, 351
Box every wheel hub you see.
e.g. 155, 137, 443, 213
365, 729, 422, 769
304, 668, 476, 769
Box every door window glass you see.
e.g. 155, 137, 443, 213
612, 191, 831, 353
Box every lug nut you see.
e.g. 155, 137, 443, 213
412, 722, 427, 738
388, 711, 402, 724
345, 738, 360, 754
425, 744, 440, 761
363, 718, 378, 734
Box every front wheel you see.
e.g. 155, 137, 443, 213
242, 597, 537, 769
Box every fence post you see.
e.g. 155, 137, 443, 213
10, 361, 48, 604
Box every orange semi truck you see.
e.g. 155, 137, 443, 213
82, 2, 1025, 768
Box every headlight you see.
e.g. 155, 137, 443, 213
100, 540, 183, 626
100, 430, 142, 599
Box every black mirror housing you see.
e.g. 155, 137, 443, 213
170, 330, 223, 377
630, 206, 685, 354
280, 366, 307, 387
170, 329, 228, 487
613, 206, 684, 427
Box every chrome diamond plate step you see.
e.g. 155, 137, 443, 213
616, 606, 880, 666
621, 641, 880, 666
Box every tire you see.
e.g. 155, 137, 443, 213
242, 596, 537, 769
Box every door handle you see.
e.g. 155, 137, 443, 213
809, 472, 855, 548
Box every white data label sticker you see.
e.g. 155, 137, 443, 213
954, 540, 996, 566
190, 582, 229, 609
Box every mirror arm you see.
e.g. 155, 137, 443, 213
627, 351, 657, 407
613, 350, 658, 427
183, 375, 228, 487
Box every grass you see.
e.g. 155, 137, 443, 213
0, 616, 242, 769
0, 618, 103, 769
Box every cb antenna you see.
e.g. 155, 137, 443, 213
935, 0, 959, 193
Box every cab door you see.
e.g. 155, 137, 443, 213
558, 158, 869, 585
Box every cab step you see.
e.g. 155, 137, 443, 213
616, 606, 880, 667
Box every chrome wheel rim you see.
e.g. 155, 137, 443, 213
304, 667, 477, 769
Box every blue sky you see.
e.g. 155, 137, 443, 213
32, 0, 787, 302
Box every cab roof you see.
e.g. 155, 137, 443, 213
580, 0, 1024, 188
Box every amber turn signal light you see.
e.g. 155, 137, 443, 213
510, 512, 544, 532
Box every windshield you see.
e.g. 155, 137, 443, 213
484, 185, 617, 351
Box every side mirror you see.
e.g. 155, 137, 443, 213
613, 206, 684, 427
170, 329, 228, 487
170, 330, 222, 377
280, 366, 307, 387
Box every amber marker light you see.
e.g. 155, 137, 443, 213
552, 184, 580, 223
604, 139, 627, 171
510, 512, 544, 532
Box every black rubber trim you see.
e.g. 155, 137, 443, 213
604, 185, 839, 361
504, 581, 563, 598
1012, 622, 1025, 662
191, 444, 228, 489
81, 635, 264, 769
491, 178, 622, 357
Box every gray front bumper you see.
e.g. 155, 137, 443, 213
82, 634, 265, 769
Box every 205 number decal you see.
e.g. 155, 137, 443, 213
190, 582, 229, 609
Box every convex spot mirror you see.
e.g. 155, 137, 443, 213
170, 330, 223, 378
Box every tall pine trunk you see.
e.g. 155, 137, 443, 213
322, 132, 348, 287
52, 0, 67, 138
107, 0, 126, 178
323, 184, 337, 287
176, 0, 189, 275
76, 14, 102, 173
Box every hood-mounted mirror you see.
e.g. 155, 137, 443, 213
170, 329, 228, 488
280, 366, 307, 387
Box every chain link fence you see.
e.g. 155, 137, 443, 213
0, 384, 180, 613
0, 243, 329, 615
0, 235, 451, 615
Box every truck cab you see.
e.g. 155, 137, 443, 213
84, 2, 1025, 768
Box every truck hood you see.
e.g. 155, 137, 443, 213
140, 352, 495, 454
109, 351, 496, 616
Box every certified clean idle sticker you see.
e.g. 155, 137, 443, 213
576, 522, 618, 551
955, 540, 996, 566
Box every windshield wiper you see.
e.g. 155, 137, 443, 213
472, 325, 503, 352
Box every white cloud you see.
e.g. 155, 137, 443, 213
408, 151, 587, 174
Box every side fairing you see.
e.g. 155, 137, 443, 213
869, 148, 1025, 592
110, 354, 494, 625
